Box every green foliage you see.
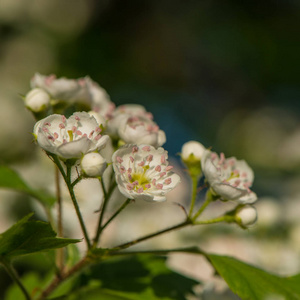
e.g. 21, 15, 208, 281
0, 213, 81, 260
0, 165, 56, 206
50, 255, 200, 300
207, 254, 300, 300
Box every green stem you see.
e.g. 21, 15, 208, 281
97, 198, 131, 238
65, 164, 91, 249
192, 189, 215, 221
188, 175, 199, 217
55, 166, 64, 272
93, 179, 117, 247
109, 246, 205, 257
2, 260, 32, 300
194, 215, 235, 225
71, 175, 83, 187
112, 220, 192, 251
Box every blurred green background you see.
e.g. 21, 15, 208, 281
0, 0, 300, 297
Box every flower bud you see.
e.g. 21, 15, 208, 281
81, 153, 107, 177
235, 205, 257, 228
181, 141, 206, 177
25, 88, 50, 112
181, 141, 206, 161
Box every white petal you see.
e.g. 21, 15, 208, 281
56, 137, 92, 159
212, 182, 245, 200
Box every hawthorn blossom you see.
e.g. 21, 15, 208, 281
33, 112, 109, 159
201, 150, 257, 204
112, 144, 180, 202
107, 104, 166, 147
118, 115, 166, 147
31, 73, 90, 104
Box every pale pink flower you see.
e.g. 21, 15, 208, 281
201, 150, 257, 203
34, 112, 109, 159
112, 144, 180, 202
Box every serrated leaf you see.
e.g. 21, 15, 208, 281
0, 165, 55, 206
0, 214, 81, 260
207, 254, 300, 300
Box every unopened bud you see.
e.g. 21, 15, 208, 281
181, 141, 206, 177
81, 152, 107, 177
235, 205, 257, 228
25, 88, 50, 112
181, 141, 206, 161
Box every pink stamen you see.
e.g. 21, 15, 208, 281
137, 187, 144, 193
147, 155, 153, 162
95, 135, 102, 140
159, 172, 166, 178
53, 132, 59, 139
166, 166, 173, 171
164, 178, 172, 185
120, 166, 126, 173
62, 116, 66, 123
82, 133, 87, 138
127, 183, 134, 190
72, 126, 77, 133
48, 136, 54, 140
161, 155, 166, 164
127, 168, 132, 173
89, 130, 95, 138
59, 123, 65, 129
133, 181, 139, 186
130, 156, 134, 163
75, 116, 80, 121
128, 174, 132, 181
152, 179, 156, 185
156, 183, 163, 189
138, 161, 145, 167
145, 184, 151, 189
132, 146, 138, 153
155, 165, 161, 172
76, 130, 82, 136
116, 156, 123, 163
44, 122, 51, 126
142, 146, 151, 152
42, 127, 49, 133
219, 152, 225, 164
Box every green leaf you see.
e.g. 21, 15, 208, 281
207, 254, 300, 300
0, 214, 81, 260
52, 255, 200, 300
0, 165, 55, 206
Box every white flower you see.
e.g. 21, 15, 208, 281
236, 205, 257, 227
25, 88, 50, 112
107, 104, 153, 138
118, 115, 166, 147
107, 104, 165, 147
34, 112, 109, 159
31, 73, 90, 103
112, 144, 180, 202
181, 141, 206, 161
81, 153, 107, 177
201, 150, 257, 203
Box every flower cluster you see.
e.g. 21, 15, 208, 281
29, 73, 258, 219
